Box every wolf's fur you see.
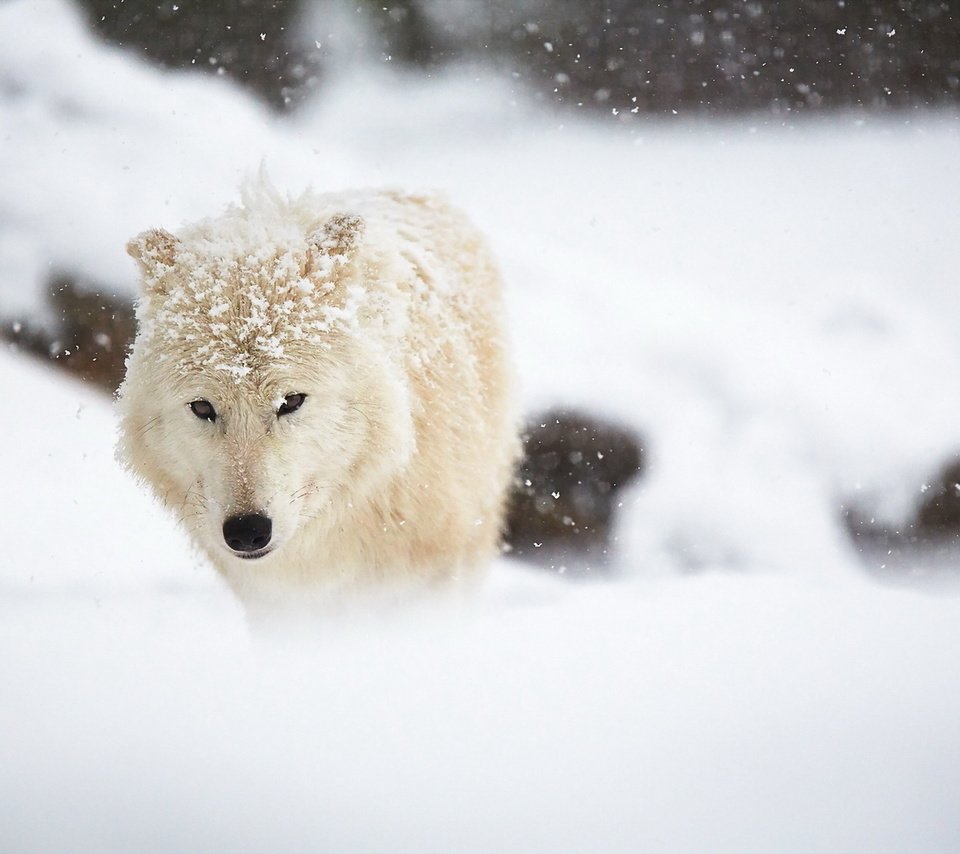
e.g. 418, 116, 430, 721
118, 185, 517, 612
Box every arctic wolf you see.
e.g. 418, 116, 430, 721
119, 185, 517, 612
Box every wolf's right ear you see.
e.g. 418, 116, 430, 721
126, 228, 180, 291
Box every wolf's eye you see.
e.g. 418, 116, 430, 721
277, 393, 306, 417
189, 399, 217, 422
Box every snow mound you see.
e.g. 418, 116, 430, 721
3, 348, 960, 852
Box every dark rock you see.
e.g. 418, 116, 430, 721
916, 459, 960, 535
844, 456, 960, 584
845, 456, 960, 551
1, 275, 135, 394
504, 408, 644, 573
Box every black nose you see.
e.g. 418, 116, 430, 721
222, 513, 272, 553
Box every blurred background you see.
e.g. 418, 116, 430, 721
57, 0, 960, 115
7, 0, 956, 383
4, 4, 960, 851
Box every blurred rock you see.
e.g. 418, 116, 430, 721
916, 459, 960, 535
846, 457, 960, 550
845, 458, 960, 584
1, 276, 135, 394
504, 408, 644, 573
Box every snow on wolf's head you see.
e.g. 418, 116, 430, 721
117, 187, 416, 572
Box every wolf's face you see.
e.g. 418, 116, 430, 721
118, 211, 415, 568
122, 344, 410, 565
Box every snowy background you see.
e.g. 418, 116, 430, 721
2, 0, 960, 851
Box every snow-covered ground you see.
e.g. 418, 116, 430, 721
3, 1, 960, 850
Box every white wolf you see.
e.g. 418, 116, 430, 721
118, 184, 518, 613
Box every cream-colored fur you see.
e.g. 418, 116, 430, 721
118, 184, 517, 614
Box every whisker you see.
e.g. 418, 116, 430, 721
135, 415, 162, 438
289, 482, 331, 504
348, 405, 375, 427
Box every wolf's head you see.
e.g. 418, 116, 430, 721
118, 197, 415, 570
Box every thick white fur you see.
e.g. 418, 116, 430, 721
118, 184, 517, 613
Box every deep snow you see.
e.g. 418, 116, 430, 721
3, 349, 960, 853
3, 0, 960, 851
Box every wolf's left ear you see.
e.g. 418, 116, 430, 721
305, 213, 365, 277
126, 228, 181, 288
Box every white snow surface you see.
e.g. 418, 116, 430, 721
3, 1, 960, 851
